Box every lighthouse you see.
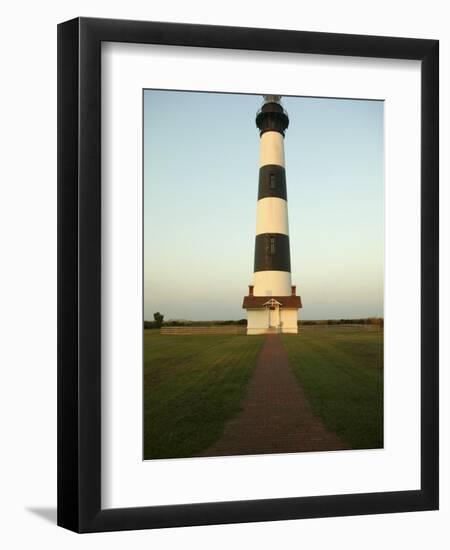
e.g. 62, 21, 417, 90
243, 95, 302, 334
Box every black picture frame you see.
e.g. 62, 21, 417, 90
57, 17, 439, 533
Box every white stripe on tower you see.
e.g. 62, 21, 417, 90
252, 271, 292, 296
255, 197, 289, 235
259, 131, 285, 167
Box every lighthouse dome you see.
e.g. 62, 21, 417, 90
256, 96, 289, 136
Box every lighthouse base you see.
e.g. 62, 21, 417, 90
242, 294, 302, 335
246, 308, 299, 335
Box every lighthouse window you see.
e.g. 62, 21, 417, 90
269, 173, 276, 189
270, 237, 276, 255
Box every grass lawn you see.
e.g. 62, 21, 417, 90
143, 331, 264, 459
282, 327, 384, 450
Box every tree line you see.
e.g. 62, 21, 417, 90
144, 313, 383, 329
144, 313, 247, 329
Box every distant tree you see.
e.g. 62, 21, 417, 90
153, 312, 164, 328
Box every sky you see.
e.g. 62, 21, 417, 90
143, 90, 384, 321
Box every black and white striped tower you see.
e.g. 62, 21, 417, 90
243, 95, 302, 334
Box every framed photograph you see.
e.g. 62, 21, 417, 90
57, 17, 439, 532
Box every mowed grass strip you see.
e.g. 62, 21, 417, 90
282, 327, 383, 450
143, 331, 265, 459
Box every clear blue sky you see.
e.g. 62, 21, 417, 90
144, 90, 384, 321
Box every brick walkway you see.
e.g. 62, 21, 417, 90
197, 334, 349, 457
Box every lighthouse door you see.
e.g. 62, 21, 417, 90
265, 299, 281, 328
269, 306, 280, 328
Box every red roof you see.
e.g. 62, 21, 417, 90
242, 295, 302, 309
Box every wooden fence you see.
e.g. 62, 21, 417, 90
300, 324, 382, 331
159, 324, 382, 335
160, 326, 247, 335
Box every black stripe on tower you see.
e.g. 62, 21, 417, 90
256, 101, 289, 136
258, 165, 287, 201
254, 233, 291, 272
